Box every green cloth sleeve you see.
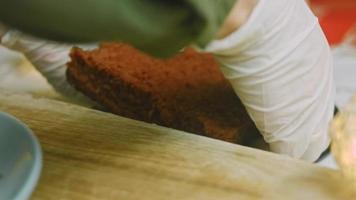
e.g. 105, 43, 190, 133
0, 0, 236, 57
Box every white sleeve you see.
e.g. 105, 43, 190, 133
204, 0, 335, 162
1, 30, 96, 105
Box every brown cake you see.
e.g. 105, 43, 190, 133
66, 43, 260, 144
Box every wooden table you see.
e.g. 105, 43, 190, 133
0, 91, 355, 200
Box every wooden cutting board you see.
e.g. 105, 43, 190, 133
0, 91, 355, 200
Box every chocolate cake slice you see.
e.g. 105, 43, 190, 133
67, 43, 260, 144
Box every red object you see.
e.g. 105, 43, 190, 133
311, 0, 356, 45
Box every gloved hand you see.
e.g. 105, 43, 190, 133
0, 29, 96, 105
204, 0, 335, 162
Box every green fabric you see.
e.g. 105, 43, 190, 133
0, 0, 236, 57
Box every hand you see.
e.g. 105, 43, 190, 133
0, 29, 97, 106
205, 0, 335, 162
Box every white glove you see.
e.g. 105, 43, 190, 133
0, 29, 97, 105
204, 0, 335, 162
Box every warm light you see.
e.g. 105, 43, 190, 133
331, 96, 356, 185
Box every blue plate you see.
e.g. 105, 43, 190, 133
0, 112, 42, 200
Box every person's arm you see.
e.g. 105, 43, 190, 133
0, 0, 236, 58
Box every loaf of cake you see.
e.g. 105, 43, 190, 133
66, 43, 260, 144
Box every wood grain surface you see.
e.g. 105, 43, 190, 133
0, 91, 355, 200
